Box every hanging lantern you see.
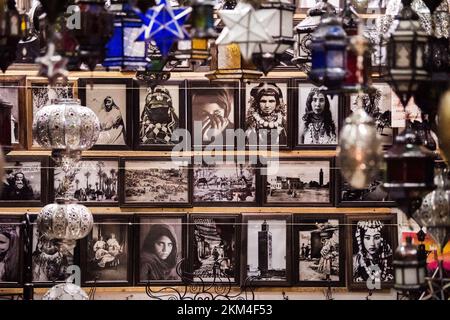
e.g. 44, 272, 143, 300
292, 0, 336, 73
173, 37, 209, 63
103, 0, 147, 70
309, 13, 347, 90
32, 98, 100, 165
438, 91, 450, 163
136, 40, 174, 84
385, 0, 428, 108
43, 283, 89, 300
337, 108, 383, 189
393, 236, 427, 293
39, 0, 70, 24
383, 127, 436, 219
71, 0, 114, 71
409, 118, 437, 151
190, 0, 216, 39
251, 0, 295, 75
16, 0, 45, 63
0, 98, 12, 155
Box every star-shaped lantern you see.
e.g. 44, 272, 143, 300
216, 2, 275, 61
36, 42, 69, 86
136, 0, 192, 57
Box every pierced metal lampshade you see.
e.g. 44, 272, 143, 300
393, 236, 426, 292
43, 283, 89, 300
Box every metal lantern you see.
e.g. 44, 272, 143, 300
341, 0, 361, 91
386, 0, 428, 108
337, 108, 383, 189
393, 236, 427, 292
383, 127, 436, 219
16, 0, 45, 63
43, 283, 89, 300
39, 0, 70, 24
71, 0, 114, 71
251, 0, 296, 75
292, 0, 336, 73
32, 98, 100, 163
0, 0, 25, 72
309, 14, 347, 90
190, 0, 216, 39
0, 98, 12, 155
103, 0, 147, 70
173, 37, 210, 63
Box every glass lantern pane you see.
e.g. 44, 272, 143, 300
395, 268, 403, 285
418, 267, 425, 283
281, 11, 293, 38
396, 43, 411, 68
416, 45, 424, 68
404, 267, 418, 285
326, 50, 344, 68
268, 9, 281, 38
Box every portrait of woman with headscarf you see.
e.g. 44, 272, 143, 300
96, 96, 126, 145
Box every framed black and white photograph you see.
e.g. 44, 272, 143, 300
193, 160, 258, 206
294, 81, 340, 149
27, 78, 77, 149
78, 78, 133, 150
295, 0, 341, 13
0, 76, 27, 149
135, 214, 187, 285
189, 214, 240, 284
188, 81, 240, 150
120, 157, 191, 207
31, 222, 78, 285
0, 215, 23, 287
133, 81, 187, 150
347, 214, 397, 290
241, 214, 292, 286
336, 170, 396, 207
80, 215, 133, 286
346, 83, 396, 147
262, 158, 334, 206
50, 157, 119, 206
242, 79, 292, 149
293, 214, 345, 287
0, 156, 48, 207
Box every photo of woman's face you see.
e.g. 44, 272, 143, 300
0, 234, 10, 253
363, 228, 382, 256
312, 93, 326, 115
194, 101, 225, 121
259, 95, 277, 115
154, 235, 173, 260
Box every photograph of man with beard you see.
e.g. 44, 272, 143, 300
1, 171, 34, 201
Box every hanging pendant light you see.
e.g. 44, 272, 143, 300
190, 0, 216, 39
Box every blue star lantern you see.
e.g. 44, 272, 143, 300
136, 0, 192, 57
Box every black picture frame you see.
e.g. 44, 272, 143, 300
0, 214, 24, 288
0, 155, 48, 207
192, 157, 260, 207
78, 78, 134, 150
293, 79, 342, 150
80, 214, 134, 287
29, 214, 81, 287
119, 156, 192, 208
134, 213, 188, 286
241, 214, 292, 287
49, 157, 120, 207
261, 157, 335, 207
346, 214, 398, 291
241, 78, 293, 150
132, 80, 188, 151
293, 214, 346, 287
188, 214, 241, 285
187, 80, 240, 151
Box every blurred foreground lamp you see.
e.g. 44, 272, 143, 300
251, 0, 295, 75
43, 283, 89, 300
385, 0, 428, 108
0, 0, 25, 72
292, 0, 336, 73
393, 236, 426, 293
383, 128, 436, 219
191, 0, 216, 39
0, 98, 12, 154
103, 0, 147, 70
439, 91, 450, 163
309, 13, 347, 90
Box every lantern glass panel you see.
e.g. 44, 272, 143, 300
326, 49, 344, 68
404, 267, 418, 285
192, 38, 208, 51
269, 9, 281, 37
418, 267, 425, 283
281, 10, 293, 38
396, 43, 411, 68
395, 268, 403, 284
416, 45, 424, 68
311, 47, 326, 70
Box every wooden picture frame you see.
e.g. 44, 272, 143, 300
0, 155, 48, 207
134, 213, 187, 286
241, 78, 293, 150
261, 157, 335, 207
80, 214, 134, 287
187, 80, 240, 150
0, 214, 24, 288
293, 214, 346, 287
293, 80, 342, 150
188, 214, 241, 285
346, 214, 398, 290
78, 78, 133, 150
241, 214, 292, 287
0, 76, 27, 150
132, 80, 188, 151
49, 157, 120, 207
26, 78, 78, 150
119, 157, 192, 208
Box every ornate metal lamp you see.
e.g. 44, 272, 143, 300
385, 0, 428, 108
292, 0, 336, 73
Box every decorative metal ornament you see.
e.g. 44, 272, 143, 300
216, 2, 275, 61
438, 91, 450, 163
35, 42, 69, 86
42, 283, 89, 300
37, 198, 94, 241
337, 108, 383, 189
136, 0, 192, 57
